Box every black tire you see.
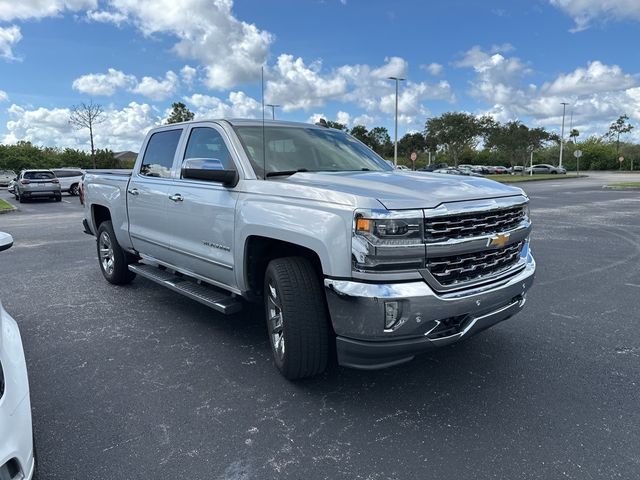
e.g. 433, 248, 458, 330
69, 183, 79, 196
96, 220, 136, 285
54, 194, 62, 202
552, 171, 558, 174
17, 191, 24, 203
264, 257, 329, 379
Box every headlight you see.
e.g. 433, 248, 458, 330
352, 209, 425, 273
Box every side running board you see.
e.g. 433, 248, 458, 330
128, 263, 242, 315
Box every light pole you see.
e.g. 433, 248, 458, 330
388, 76, 405, 166
559, 102, 568, 168
266, 104, 280, 120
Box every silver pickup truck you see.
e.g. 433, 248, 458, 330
83, 119, 535, 379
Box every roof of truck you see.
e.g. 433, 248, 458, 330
163, 118, 330, 130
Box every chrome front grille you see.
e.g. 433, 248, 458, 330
424, 205, 526, 243
427, 241, 524, 286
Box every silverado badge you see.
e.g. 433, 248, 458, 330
488, 233, 510, 248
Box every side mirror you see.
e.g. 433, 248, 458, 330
0, 232, 13, 252
181, 158, 239, 187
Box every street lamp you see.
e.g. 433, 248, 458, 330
266, 104, 280, 120
559, 102, 568, 168
388, 76, 405, 166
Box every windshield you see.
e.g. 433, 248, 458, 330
233, 126, 392, 178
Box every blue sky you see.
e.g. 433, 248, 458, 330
1, 0, 640, 152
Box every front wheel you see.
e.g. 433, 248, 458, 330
264, 257, 330, 379
96, 220, 136, 285
69, 183, 79, 196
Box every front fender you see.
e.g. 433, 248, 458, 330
235, 196, 354, 290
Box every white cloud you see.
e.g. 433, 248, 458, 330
0, 90, 8, 102
72, 68, 136, 96
306, 113, 327, 125
4, 102, 160, 151
371, 56, 408, 79
0, 0, 96, 21
542, 60, 636, 96
180, 65, 197, 86
0, 25, 22, 60
352, 113, 376, 127
86, 9, 127, 25
183, 91, 261, 119
549, 0, 640, 31
108, 0, 273, 90
456, 45, 640, 139
422, 63, 443, 76
336, 110, 351, 126
266, 54, 347, 111
131, 71, 179, 101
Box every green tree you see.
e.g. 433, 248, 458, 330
69, 100, 106, 169
166, 102, 195, 124
350, 125, 370, 145
484, 120, 556, 171
325, 120, 347, 131
398, 132, 426, 158
425, 112, 483, 166
569, 128, 580, 144
368, 127, 392, 157
606, 114, 634, 155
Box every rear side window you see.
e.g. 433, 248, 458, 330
140, 129, 182, 178
53, 170, 83, 178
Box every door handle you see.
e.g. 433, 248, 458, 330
168, 193, 183, 202
127, 188, 139, 196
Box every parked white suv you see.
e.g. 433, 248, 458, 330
51, 168, 84, 196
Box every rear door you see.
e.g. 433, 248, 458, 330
127, 128, 184, 261
165, 124, 239, 288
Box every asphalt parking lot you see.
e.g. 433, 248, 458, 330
1, 173, 639, 479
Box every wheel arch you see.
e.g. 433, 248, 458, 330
244, 235, 324, 300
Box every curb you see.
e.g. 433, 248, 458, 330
0, 205, 17, 214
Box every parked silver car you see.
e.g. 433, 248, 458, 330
0, 170, 15, 187
51, 168, 84, 196
525, 164, 567, 174
14, 169, 62, 203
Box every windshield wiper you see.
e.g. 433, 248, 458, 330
265, 168, 309, 178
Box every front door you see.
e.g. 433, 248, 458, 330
165, 125, 239, 289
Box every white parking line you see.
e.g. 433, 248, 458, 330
62, 200, 70, 203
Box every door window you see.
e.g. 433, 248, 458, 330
183, 127, 233, 170
140, 129, 182, 178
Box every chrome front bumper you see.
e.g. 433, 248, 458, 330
324, 248, 536, 369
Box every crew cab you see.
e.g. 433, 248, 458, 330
83, 119, 535, 379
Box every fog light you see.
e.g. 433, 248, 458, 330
384, 301, 400, 330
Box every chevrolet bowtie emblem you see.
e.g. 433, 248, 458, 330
488, 233, 510, 248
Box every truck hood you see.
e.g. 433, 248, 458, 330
280, 171, 525, 210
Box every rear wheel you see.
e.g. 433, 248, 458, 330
264, 257, 329, 379
54, 194, 62, 202
96, 220, 136, 285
